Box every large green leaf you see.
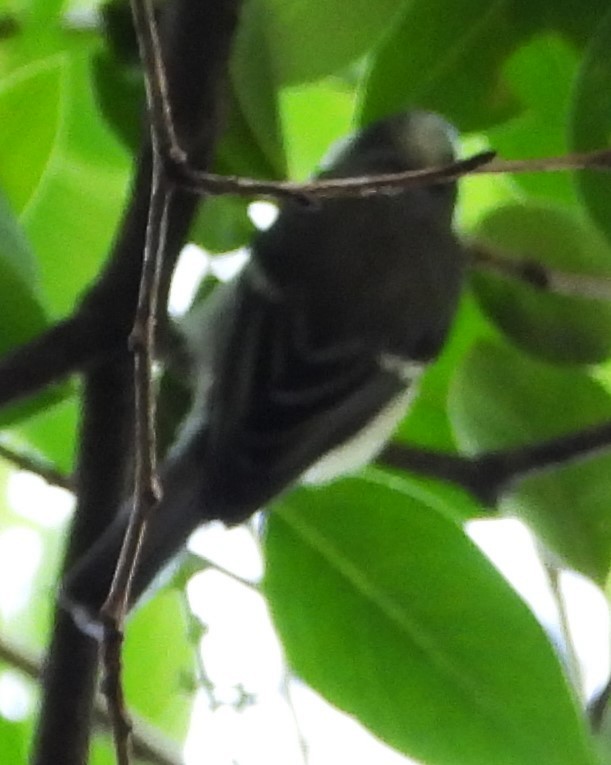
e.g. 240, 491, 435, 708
571, 5, 611, 248
265, 476, 594, 765
230, 0, 287, 178
246, 0, 405, 86
359, 0, 523, 130
91, 49, 145, 153
470, 203, 611, 364
0, 190, 69, 427
486, 33, 579, 206
0, 190, 46, 352
190, 195, 256, 255
279, 77, 355, 179
360, 0, 608, 131
449, 340, 611, 583
15, 394, 78, 473
124, 590, 194, 740
0, 56, 63, 213
21, 51, 130, 317
0, 717, 29, 764
397, 293, 495, 451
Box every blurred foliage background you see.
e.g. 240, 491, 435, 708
2, 0, 611, 763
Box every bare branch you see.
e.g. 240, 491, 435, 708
97, 0, 244, 758
31, 359, 135, 765
380, 419, 611, 507
158, 146, 611, 204
167, 149, 495, 202
99, 157, 170, 764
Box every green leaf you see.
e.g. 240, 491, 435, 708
231, 0, 286, 178
486, 33, 579, 206
28, 0, 65, 24
449, 340, 611, 582
397, 293, 495, 451
0, 55, 64, 213
0, 189, 65, 428
21, 50, 130, 317
280, 77, 355, 179
215, 86, 283, 180
360, 0, 609, 132
254, 0, 405, 85
359, 0, 523, 130
0, 716, 29, 763
0, 188, 38, 285
190, 195, 255, 254
570, 5, 611, 248
15, 394, 78, 473
124, 590, 194, 739
0, 191, 47, 350
265, 476, 594, 765
91, 49, 145, 152
470, 203, 611, 364
89, 737, 118, 765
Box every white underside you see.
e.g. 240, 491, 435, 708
300, 379, 420, 485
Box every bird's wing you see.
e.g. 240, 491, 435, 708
202, 274, 418, 518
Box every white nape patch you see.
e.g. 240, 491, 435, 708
318, 134, 352, 174
301, 382, 420, 485
398, 112, 458, 167
168, 244, 210, 317
249, 201, 279, 231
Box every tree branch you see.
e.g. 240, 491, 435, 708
154, 145, 611, 203
31, 358, 135, 765
30, 1, 244, 762
380, 419, 611, 506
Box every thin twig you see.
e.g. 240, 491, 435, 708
99, 148, 170, 765
98, 3, 174, 759
162, 146, 611, 203
117, 0, 611, 205
129, 0, 183, 162
469, 244, 611, 301
100, 158, 169, 624
477, 148, 611, 176
0, 442, 72, 490
168, 150, 495, 202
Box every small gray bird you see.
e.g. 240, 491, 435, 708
64, 110, 465, 621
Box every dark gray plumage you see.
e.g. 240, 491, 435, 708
63, 111, 465, 623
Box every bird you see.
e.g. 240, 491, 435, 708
62, 110, 466, 625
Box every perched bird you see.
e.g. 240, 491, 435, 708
63, 110, 465, 622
